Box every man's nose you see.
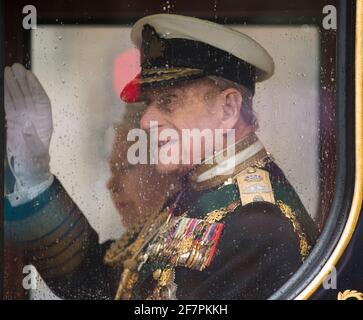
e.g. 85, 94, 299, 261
140, 105, 164, 131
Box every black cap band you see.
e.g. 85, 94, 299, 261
141, 25, 256, 94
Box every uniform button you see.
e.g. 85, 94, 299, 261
153, 268, 162, 280
247, 167, 256, 174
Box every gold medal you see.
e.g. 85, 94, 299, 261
153, 268, 162, 280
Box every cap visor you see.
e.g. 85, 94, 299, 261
120, 68, 204, 103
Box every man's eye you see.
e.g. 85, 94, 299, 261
158, 96, 177, 112
159, 97, 172, 106
161, 98, 172, 105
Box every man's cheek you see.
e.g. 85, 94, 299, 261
182, 140, 192, 165
181, 138, 203, 165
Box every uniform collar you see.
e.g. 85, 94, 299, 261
188, 133, 270, 191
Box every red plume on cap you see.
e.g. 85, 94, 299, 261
120, 73, 141, 103
113, 48, 141, 103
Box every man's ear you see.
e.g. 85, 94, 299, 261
220, 88, 242, 130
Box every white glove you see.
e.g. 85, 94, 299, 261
5, 63, 54, 204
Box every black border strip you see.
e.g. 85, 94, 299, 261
35, 16, 320, 26
0, 0, 5, 301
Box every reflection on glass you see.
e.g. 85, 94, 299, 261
5, 13, 336, 300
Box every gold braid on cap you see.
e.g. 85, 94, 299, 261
140, 67, 204, 84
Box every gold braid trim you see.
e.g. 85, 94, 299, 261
337, 290, 363, 300
104, 227, 142, 267
140, 68, 203, 84
114, 267, 139, 300
104, 209, 159, 267
276, 200, 310, 259
105, 185, 182, 267
110, 208, 172, 300
204, 200, 241, 224
147, 201, 241, 300
143, 67, 202, 75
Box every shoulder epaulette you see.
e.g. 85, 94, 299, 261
235, 166, 276, 206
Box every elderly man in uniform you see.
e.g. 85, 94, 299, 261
4, 14, 318, 300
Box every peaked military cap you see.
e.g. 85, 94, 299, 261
121, 14, 275, 102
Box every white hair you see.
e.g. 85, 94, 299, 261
206, 76, 258, 129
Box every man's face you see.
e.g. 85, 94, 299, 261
140, 79, 223, 173
107, 127, 177, 227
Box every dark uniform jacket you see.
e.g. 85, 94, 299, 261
5, 133, 318, 300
